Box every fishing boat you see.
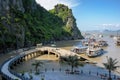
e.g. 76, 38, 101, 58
82, 38, 96, 46
86, 47, 103, 57
71, 45, 88, 54
86, 44, 103, 58
116, 36, 120, 46
82, 40, 89, 46
99, 34, 103, 38
98, 40, 108, 47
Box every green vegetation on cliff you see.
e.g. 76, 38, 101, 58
0, 0, 83, 53
49, 4, 82, 38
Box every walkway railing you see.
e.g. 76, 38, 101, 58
39, 68, 120, 80
1, 47, 119, 80
0, 48, 37, 80
0, 47, 94, 80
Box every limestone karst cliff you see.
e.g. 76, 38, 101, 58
50, 4, 82, 39
0, 0, 83, 53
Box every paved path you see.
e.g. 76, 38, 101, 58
38, 47, 95, 63
38, 47, 77, 57
1, 58, 21, 80
0, 49, 37, 80
0, 47, 96, 80
25, 71, 103, 80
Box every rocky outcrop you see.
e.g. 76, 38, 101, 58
0, 0, 83, 53
0, 0, 24, 13
50, 4, 82, 39
65, 11, 81, 39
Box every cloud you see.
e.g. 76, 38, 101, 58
115, 24, 120, 27
94, 24, 120, 30
35, 0, 81, 10
102, 24, 120, 27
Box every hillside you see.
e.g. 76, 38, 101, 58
0, 0, 83, 53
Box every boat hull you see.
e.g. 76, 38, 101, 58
86, 49, 103, 58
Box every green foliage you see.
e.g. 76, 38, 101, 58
21, 71, 25, 76
60, 55, 84, 74
1, 16, 6, 20
41, 77, 44, 80
103, 57, 119, 80
49, 4, 77, 35
0, 2, 82, 52
15, 18, 21, 22
32, 60, 43, 74
103, 57, 119, 71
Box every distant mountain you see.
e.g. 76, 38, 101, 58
103, 29, 120, 32
104, 29, 111, 32
82, 29, 120, 37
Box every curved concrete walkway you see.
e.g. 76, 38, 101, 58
37, 47, 77, 57
0, 47, 97, 80
0, 49, 39, 80
1, 58, 21, 80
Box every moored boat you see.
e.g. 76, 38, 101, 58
98, 40, 108, 47
71, 45, 88, 54
86, 44, 103, 57
116, 36, 120, 46
99, 34, 103, 38
86, 47, 103, 57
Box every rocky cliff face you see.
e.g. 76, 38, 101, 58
50, 4, 82, 39
0, 0, 83, 53
0, 0, 24, 13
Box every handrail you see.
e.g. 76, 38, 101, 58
0, 49, 36, 80
0, 47, 78, 80
0, 57, 22, 80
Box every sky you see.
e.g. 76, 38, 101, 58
36, 0, 120, 31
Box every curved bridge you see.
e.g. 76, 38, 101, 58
0, 47, 77, 80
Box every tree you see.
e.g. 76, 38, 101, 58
103, 57, 119, 80
32, 60, 43, 74
60, 55, 84, 74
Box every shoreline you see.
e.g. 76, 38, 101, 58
0, 38, 120, 79
13, 55, 120, 80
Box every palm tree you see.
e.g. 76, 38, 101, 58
32, 60, 43, 74
60, 55, 84, 74
103, 57, 119, 80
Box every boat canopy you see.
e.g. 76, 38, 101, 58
73, 45, 88, 49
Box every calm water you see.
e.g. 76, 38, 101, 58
96, 36, 120, 72
101, 36, 120, 60
56, 35, 120, 73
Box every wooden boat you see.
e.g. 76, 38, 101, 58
82, 38, 96, 47
99, 34, 103, 38
86, 48, 103, 57
98, 40, 108, 47
116, 36, 120, 46
71, 45, 88, 54
86, 45, 103, 57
